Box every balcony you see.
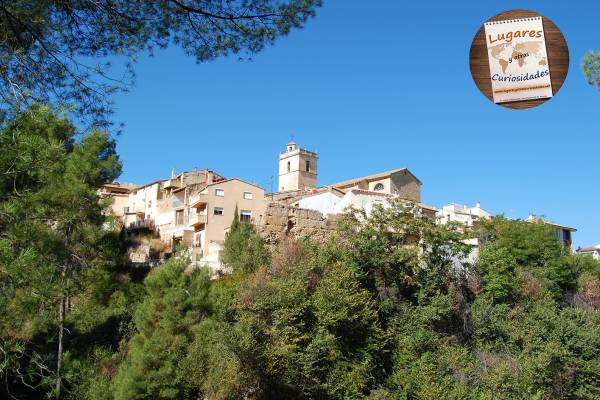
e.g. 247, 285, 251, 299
164, 178, 181, 189
189, 193, 208, 208
124, 214, 155, 231
189, 213, 207, 227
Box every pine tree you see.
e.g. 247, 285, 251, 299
0, 105, 121, 398
0, 1, 321, 125
112, 253, 211, 400
231, 204, 240, 231
219, 204, 269, 274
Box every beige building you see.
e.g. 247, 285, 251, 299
121, 169, 222, 239
100, 170, 267, 272
526, 214, 576, 251
275, 142, 422, 209
97, 182, 137, 218
329, 168, 422, 202
189, 178, 266, 270
278, 141, 319, 192
274, 142, 425, 222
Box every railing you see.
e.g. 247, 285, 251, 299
189, 193, 208, 208
126, 218, 155, 231
164, 178, 181, 189
189, 213, 207, 226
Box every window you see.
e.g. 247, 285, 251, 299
240, 210, 252, 222
175, 209, 184, 225
215, 188, 224, 197
373, 183, 384, 191
306, 160, 310, 172
123, 206, 129, 213
213, 207, 223, 216
287, 161, 290, 172
148, 201, 152, 208
243, 191, 253, 200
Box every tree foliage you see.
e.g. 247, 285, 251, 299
333, 201, 470, 316
219, 207, 270, 274
0, 105, 135, 399
185, 244, 387, 399
582, 51, 600, 89
183, 204, 600, 399
0, 0, 321, 125
112, 253, 211, 400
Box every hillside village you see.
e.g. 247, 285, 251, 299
100, 142, 577, 272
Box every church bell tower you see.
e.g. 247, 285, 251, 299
278, 141, 318, 192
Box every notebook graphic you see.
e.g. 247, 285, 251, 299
484, 17, 553, 103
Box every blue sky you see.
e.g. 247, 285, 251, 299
111, 1, 600, 247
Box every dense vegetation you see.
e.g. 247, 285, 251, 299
1, 107, 600, 399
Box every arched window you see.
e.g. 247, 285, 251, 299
287, 161, 290, 172
373, 183, 384, 191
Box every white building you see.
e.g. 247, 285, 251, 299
296, 188, 345, 216
435, 203, 492, 265
436, 203, 492, 227
294, 188, 437, 219
578, 245, 600, 260
333, 189, 391, 214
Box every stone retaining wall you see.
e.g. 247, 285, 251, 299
259, 203, 338, 243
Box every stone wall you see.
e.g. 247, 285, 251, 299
128, 244, 151, 263
259, 202, 338, 243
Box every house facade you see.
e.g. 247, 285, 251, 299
578, 245, 600, 260
436, 203, 491, 228
295, 188, 344, 216
122, 169, 222, 241
98, 182, 137, 218
328, 168, 422, 202
526, 214, 577, 251
100, 170, 266, 272
188, 178, 266, 270
293, 187, 437, 219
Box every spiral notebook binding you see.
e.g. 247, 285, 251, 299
485, 16, 541, 25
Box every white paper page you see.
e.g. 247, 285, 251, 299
484, 17, 553, 103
